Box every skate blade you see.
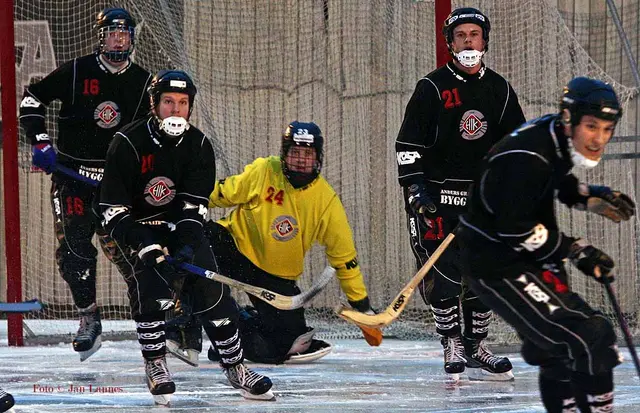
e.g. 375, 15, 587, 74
445, 373, 461, 386
153, 394, 171, 406
78, 336, 102, 362
467, 367, 515, 382
166, 339, 199, 367
240, 389, 276, 401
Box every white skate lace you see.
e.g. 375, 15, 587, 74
146, 358, 172, 384
445, 336, 466, 363
475, 341, 503, 367
228, 364, 264, 388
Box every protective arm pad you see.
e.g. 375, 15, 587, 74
102, 205, 155, 249
500, 223, 576, 264
19, 93, 50, 145
175, 198, 208, 251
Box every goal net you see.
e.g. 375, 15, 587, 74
4, 0, 639, 345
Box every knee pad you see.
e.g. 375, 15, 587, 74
573, 316, 619, 375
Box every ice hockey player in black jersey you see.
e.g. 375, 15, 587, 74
458, 76, 635, 412
395, 7, 525, 381
98, 69, 274, 405
18, 7, 152, 362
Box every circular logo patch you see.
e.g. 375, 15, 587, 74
144, 176, 176, 206
270, 215, 299, 241
94, 101, 121, 129
459, 110, 487, 140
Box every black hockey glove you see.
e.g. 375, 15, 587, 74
138, 244, 176, 280
407, 183, 437, 228
173, 245, 195, 264
578, 184, 635, 223
568, 239, 615, 283
348, 296, 376, 315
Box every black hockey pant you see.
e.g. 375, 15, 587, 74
50, 174, 118, 309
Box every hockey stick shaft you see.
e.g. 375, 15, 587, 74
55, 164, 99, 187
0, 299, 43, 313
602, 275, 640, 378
336, 232, 455, 328
167, 258, 334, 310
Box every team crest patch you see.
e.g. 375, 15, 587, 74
94, 101, 121, 129
271, 215, 299, 241
144, 176, 176, 206
459, 110, 487, 140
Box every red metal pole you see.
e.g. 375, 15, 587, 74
435, 0, 452, 68
0, 0, 25, 346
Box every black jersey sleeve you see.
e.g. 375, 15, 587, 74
174, 135, 216, 249
19, 59, 74, 145
395, 78, 439, 187
556, 173, 587, 208
99, 132, 154, 249
131, 72, 152, 121
480, 152, 575, 263
497, 81, 526, 138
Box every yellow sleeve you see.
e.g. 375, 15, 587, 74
316, 195, 368, 302
209, 158, 266, 208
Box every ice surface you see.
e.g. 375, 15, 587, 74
1, 325, 639, 412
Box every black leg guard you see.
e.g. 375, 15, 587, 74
572, 371, 614, 413
430, 296, 461, 337
539, 367, 577, 413
204, 319, 244, 368
135, 313, 167, 361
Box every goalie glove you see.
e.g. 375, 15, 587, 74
568, 239, 615, 283
576, 184, 635, 223
406, 183, 437, 229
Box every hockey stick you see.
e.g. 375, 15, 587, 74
54, 164, 99, 187
600, 270, 640, 378
0, 299, 43, 313
167, 258, 335, 310
336, 232, 455, 328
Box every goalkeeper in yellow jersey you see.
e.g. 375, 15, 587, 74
167, 121, 376, 365
205, 120, 377, 364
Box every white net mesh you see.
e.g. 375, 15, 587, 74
4, 0, 639, 344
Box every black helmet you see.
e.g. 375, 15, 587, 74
148, 70, 198, 117
442, 7, 490, 52
95, 7, 136, 62
560, 77, 622, 126
281, 121, 324, 188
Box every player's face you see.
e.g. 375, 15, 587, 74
285, 146, 316, 173
451, 23, 485, 53
156, 92, 190, 120
571, 115, 616, 161
104, 28, 132, 54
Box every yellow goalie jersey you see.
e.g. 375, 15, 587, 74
209, 156, 367, 302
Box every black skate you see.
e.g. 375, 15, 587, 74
464, 337, 514, 381
145, 356, 176, 406
0, 387, 14, 413
166, 314, 202, 367
73, 304, 102, 362
224, 363, 275, 401
441, 335, 466, 381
